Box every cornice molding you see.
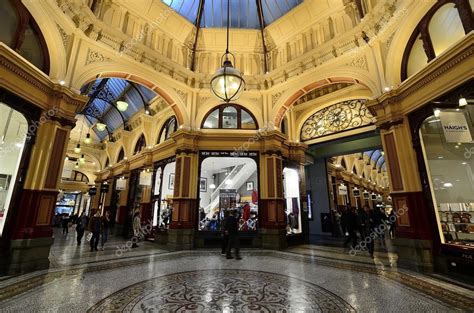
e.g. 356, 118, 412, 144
0, 44, 87, 120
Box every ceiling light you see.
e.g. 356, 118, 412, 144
74, 162, 79, 169
443, 182, 453, 187
116, 101, 129, 112
74, 144, 81, 154
225, 179, 232, 185
84, 133, 92, 144
65, 157, 69, 161
434, 109, 441, 117
462, 162, 467, 165
96, 123, 107, 131
145, 109, 150, 115
459, 97, 467, 107
210, 0, 245, 102
384, 86, 391, 92
59, 80, 65, 86
209, 183, 216, 189
15, 142, 23, 148
79, 154, 85, 164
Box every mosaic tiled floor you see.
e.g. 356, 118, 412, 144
1, 250, 472, 312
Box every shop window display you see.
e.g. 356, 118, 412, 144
152, 161, 175, 230
198, 156, 258, 232
283, 167, 302, 234
420, 108, 474, 248
0, 102, 28, 237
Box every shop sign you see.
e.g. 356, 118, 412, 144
139, 171, 152, 186
88, 187, 97, 195
338, 184, 347, 196
116, 178, 127, 190
100, 184, 109, 193
439, 111, 473, 143
200, 151, 258, 158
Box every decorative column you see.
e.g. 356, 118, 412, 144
369, 98, 435, 272
167, 131, 199, 250
7, 117, 75, 274
259, 151, 287, 249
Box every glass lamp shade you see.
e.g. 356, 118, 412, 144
74, 162, 79, 169
459, 97, 467, 107
84, 133, 92, 144
96, 123, 107, 131
210, 60, 245, 102
116, 101, 129, 112
74, 144, 81, 154
79, 155, 85, 164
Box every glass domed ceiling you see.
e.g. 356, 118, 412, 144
161, 0, 303, 29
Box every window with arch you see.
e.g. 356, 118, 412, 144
158, 116, 178, 144
202, 104, 258, 129
117, 148, 125, 163
402, 0, 472, 80
0, 0, 50, 73
134, 134, 146, 155
71, 170, 89, 183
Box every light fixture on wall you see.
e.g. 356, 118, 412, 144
210, 0, 245, 102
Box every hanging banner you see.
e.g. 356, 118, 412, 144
139, 171, 152, 186
116, 178, 127, 190
439, 111, 473, 143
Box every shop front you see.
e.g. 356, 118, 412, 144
409, 81, 474, 280
151, 157, 176, 241
196, 151, 260, 247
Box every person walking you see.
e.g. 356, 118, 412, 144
61, 214, 70, 236
341, 207, 358, 250
132, 209, 141, 248
101, 211, 111, 250
75, 212, 88, 245
88, 211, 102, 252
221, 210, 229, 255
224, 209, 241, 260
358, 205, 374, 258
387, 209, 396, 239
373, 207, 387, 247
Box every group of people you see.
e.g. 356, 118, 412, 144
220, 209, 242, 260
340, 205, 396, 257
74, 210, 111, 252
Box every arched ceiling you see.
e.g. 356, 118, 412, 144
80, 78, 157, 140
161, 0, 303, 29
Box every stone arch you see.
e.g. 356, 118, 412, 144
271, 70, 378, 127
71, 66, 189, 127
22, 0, 68, 80
132, 133, 147, 155
295, 92, 373, 142
154, 112, 178, 145
384, 0, 437, 86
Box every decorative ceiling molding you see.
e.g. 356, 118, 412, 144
346, 55, 368, 71
85, 48, 111, 65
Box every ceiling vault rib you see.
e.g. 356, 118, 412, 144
191, 0, 206, 72
256, 0, 268, 73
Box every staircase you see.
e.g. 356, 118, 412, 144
203, 161, 256, 216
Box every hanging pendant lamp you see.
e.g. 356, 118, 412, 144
210, 0, 245, 102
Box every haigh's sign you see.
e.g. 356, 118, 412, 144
439, 111, 473, 143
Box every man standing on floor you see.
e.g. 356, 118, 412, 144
75, 212, 88, 245
225, 209, 241, 260
88, 210, 102, 252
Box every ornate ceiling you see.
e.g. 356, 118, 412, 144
161, 0, 303, 29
